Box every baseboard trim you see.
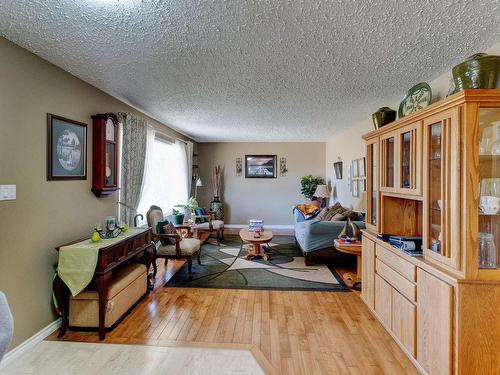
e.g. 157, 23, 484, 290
0, 318, 61, 369
225, 224, 294, 230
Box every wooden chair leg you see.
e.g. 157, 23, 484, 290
152, 258, 158, 278
188, 257, 193, 279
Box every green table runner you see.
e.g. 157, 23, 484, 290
58, 228, 146, 296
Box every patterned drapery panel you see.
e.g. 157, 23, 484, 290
119, 113, 148, 226
185, 141, 193, 196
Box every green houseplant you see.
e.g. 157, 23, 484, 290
300, 175, 326, 201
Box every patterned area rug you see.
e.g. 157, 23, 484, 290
166, 235, 347, 291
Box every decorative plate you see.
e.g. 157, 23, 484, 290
398, 82, 432, 118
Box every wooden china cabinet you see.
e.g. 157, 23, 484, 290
361, 90, 500, 375
91, 113, 119, 197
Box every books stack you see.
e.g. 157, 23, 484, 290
388, 236, 423, 256
248, 219, 264, 232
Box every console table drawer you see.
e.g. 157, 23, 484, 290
376, 258, 416, 302
376, 245, 416, 282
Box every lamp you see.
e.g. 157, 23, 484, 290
194, 177, 203, 199
313, 184, 329, 208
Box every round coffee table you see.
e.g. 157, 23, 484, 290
239, 228, 273, 261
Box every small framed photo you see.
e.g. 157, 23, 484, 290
352, 178, 359, 197
47, 114, 87, 180
359, 179, 366, 192
358, 157, 366, 177
351, 160, 359, 178
245, 155, 277, 178
333, 161, 343, 179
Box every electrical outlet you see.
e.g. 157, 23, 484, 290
0, 185, 16, 201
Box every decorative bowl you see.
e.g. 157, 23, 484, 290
398, 82, 432, 118
480, 196, 500, 215
372, 107, 397, 129
452, 53, 500, 90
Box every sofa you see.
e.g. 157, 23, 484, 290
294, 206, 365, 265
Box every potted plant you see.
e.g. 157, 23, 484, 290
173, 197, 199, 224
171, 208, 184, 225
300, 175, 326, 206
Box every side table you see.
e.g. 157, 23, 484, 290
334, 239, 362, 288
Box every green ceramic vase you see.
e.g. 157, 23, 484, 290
372, 107, 397, 129
452, 53, 500, 90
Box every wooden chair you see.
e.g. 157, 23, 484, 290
146, 205, 202, 279
194, 209, 224, 245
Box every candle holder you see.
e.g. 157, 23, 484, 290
94, 224, 125, 239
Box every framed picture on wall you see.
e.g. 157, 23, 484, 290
245, 155, 277, 178
47, 113, 87, 180
333, 161, 343, 179
351, 160, 359, 177
352, 178, 359, 197
357, 157, 366, 177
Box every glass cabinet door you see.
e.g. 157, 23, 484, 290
366, 140, 379, 230
477, 108, 500, 269
423, 108, 461, 270
398, 122, 422, 195
380, 134, 396, 191
428, 123, 442, 254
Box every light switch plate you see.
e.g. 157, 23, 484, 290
0, 185, 16, 201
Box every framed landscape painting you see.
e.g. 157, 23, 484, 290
245, 155, 277, 178
47, 113, 87, 180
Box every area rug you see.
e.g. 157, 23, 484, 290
166, 235, 347, 291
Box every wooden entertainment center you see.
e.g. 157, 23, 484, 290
361, 90, 500, 375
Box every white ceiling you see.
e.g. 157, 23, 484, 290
1, 1, 499, 142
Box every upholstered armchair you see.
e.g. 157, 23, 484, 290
194, 208, 224, 245
146, 205, 202, 279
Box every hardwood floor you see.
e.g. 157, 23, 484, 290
48, 258, 419, 374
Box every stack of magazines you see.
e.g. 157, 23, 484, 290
248, 219, 263, 232
387, 236, 423, 256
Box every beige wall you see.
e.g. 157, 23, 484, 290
0, 37, 193, 349
198, 143, 325, 225
326, 41, 500, 210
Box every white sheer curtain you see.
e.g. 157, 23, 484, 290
136, 136, 189, 225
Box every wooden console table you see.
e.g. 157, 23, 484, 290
52, 227, 155, 340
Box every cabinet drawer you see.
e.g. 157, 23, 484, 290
376, 259, 416, 302
376, 245, 416, 282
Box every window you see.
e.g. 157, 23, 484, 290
136, 135, 189, 225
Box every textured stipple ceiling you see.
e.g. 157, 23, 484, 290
1, 1, 499, 142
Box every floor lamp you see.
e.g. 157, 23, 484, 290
194, 177, 203, 199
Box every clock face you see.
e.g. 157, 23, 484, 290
105, 118, 115, 141
399, 83, 432, 118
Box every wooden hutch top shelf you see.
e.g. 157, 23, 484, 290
362, 89, 500, 140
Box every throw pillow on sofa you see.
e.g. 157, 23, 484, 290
316, 207, 331, 221
330, 213, 346, 221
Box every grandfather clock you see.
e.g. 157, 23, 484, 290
91, 113, 119, 197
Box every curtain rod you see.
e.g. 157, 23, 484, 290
119, 112, 191, 145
